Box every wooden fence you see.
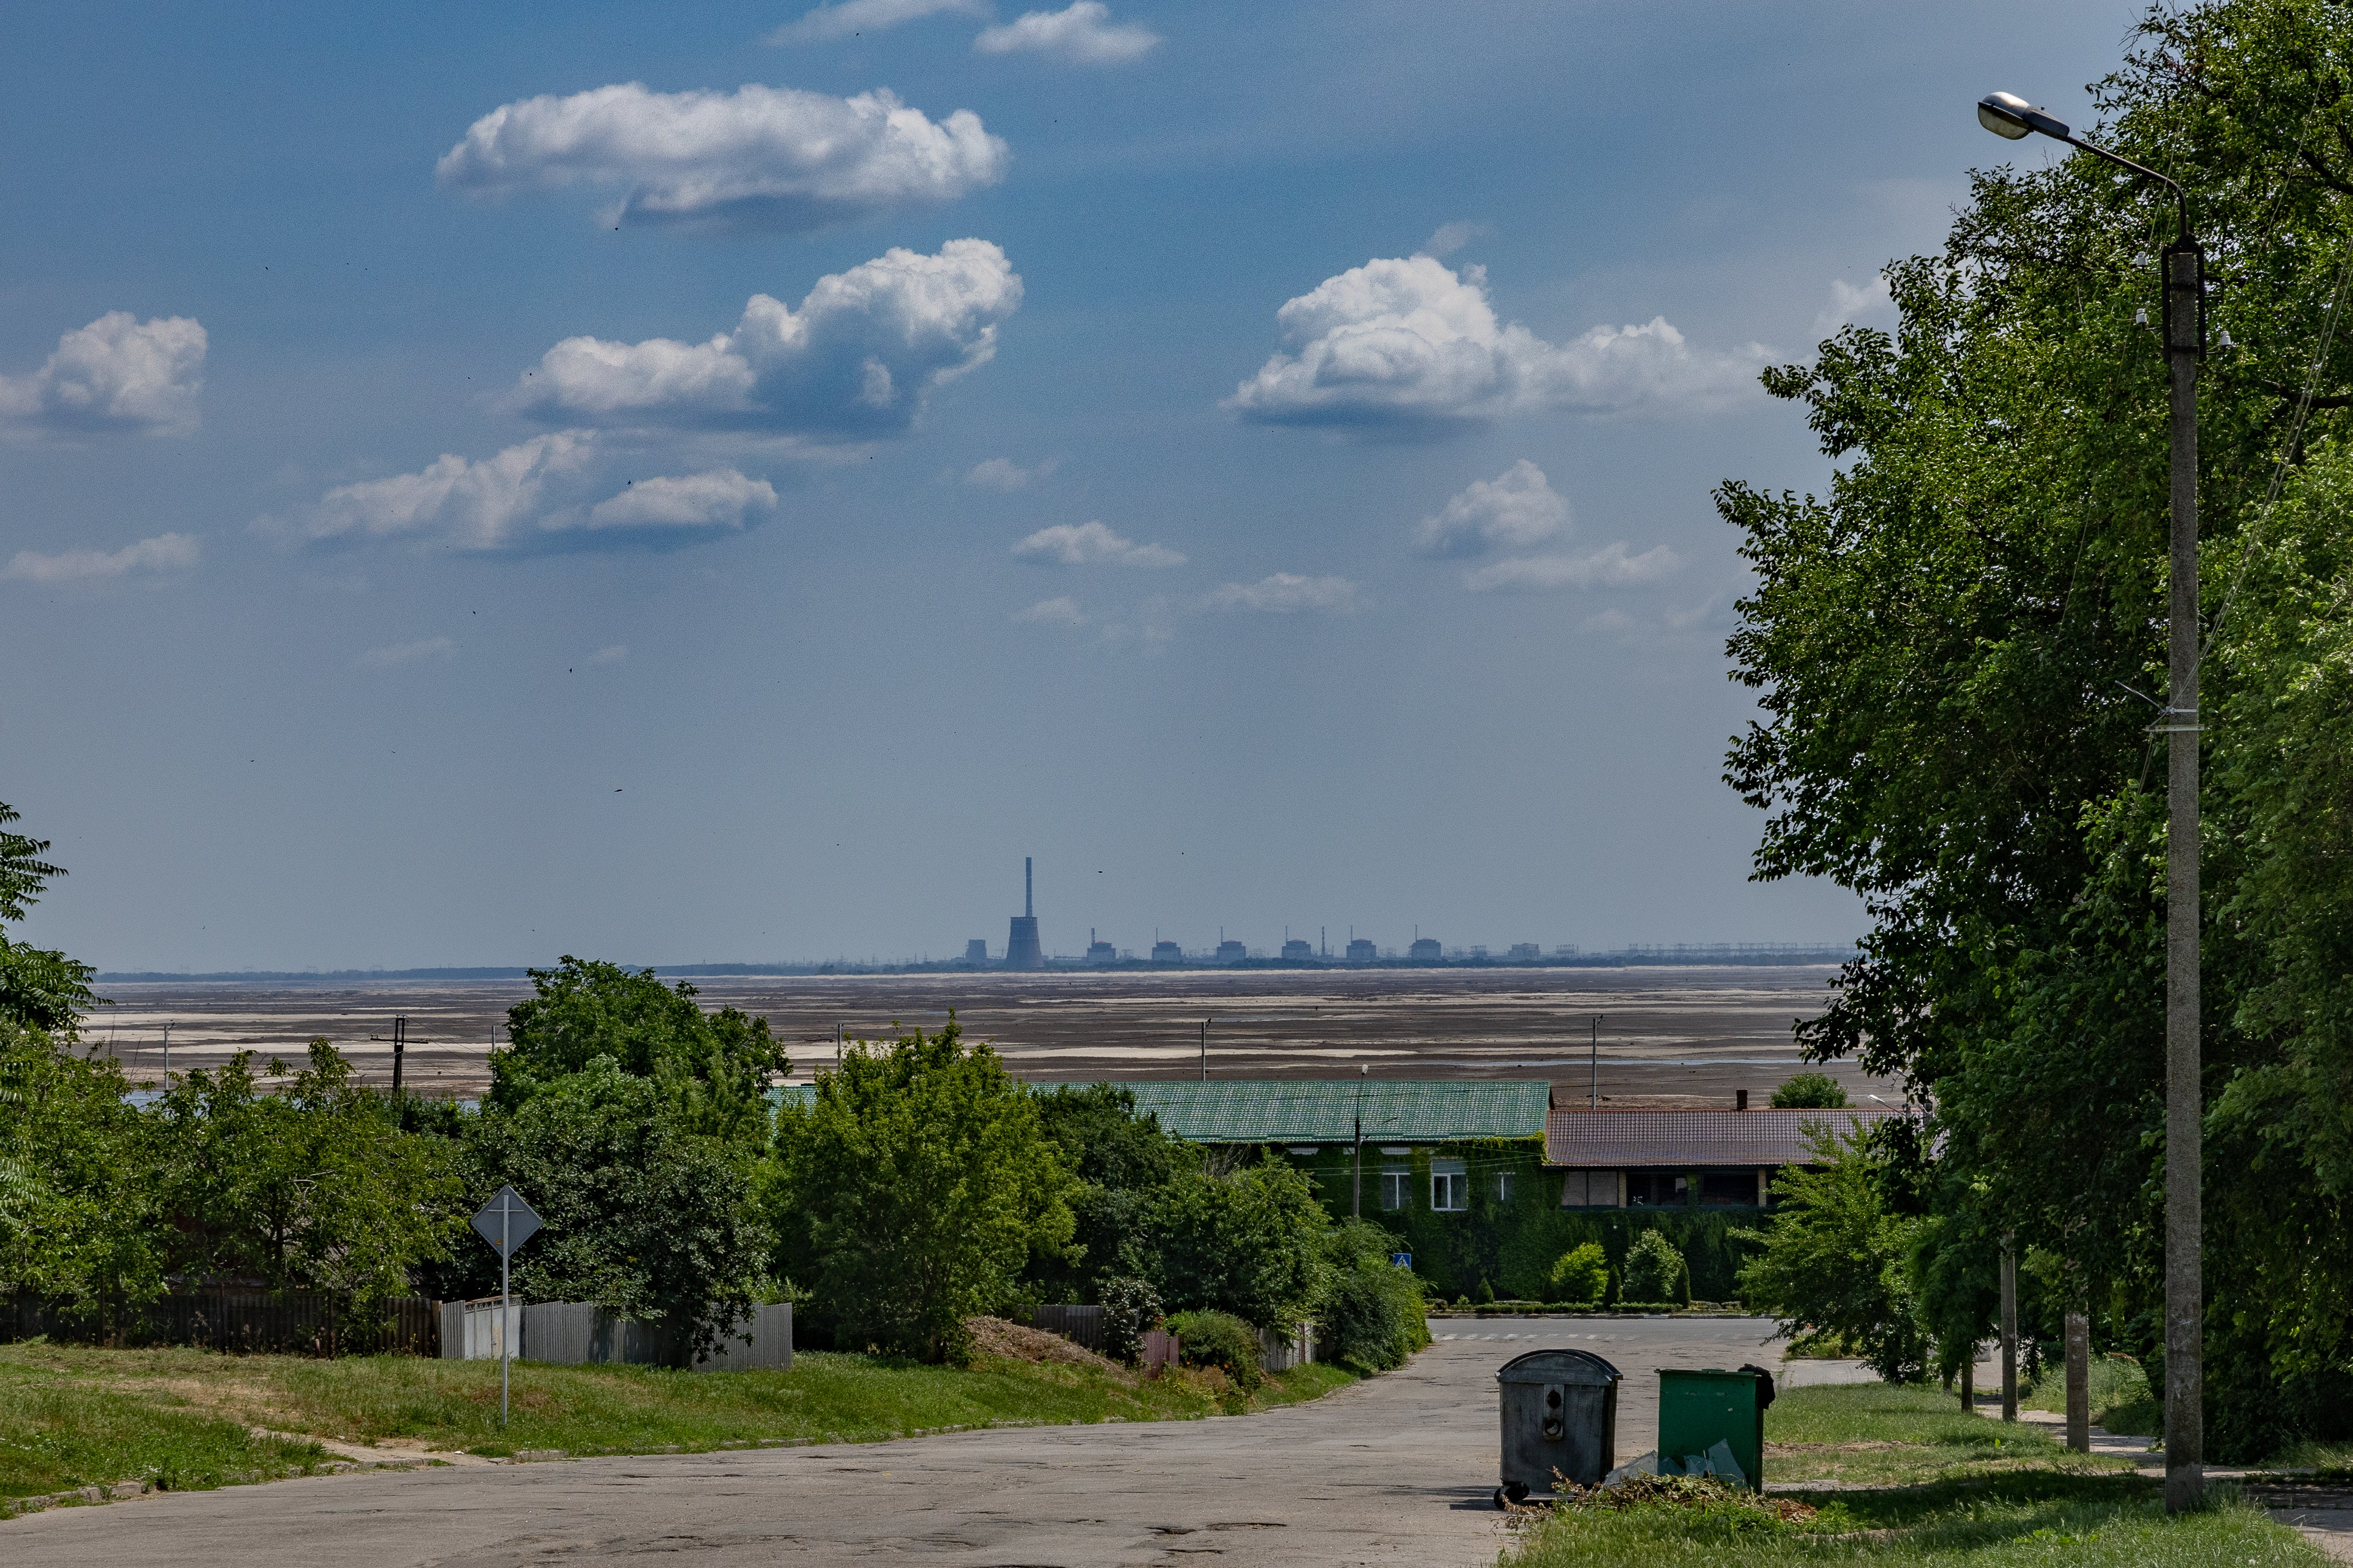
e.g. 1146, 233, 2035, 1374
1022, 1303, 1106, 1352
6, 1291, 438, 1357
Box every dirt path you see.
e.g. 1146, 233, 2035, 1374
3, 1317, 1823, 1567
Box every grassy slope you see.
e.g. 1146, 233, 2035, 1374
0, 1341, 1353, 1502
1502, 1384, 2326, 1567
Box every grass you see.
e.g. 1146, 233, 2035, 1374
1505, 1472, 2325, 1566
2017, 1354, 2158, 1437
0, 1338, 1355, 1501
1764, 1382, 2125, 1486
0, 1366, 332, 1503
1503, 1382, 2328, 1566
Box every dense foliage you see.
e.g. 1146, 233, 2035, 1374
1720, 0, 2353, 1456
766, 1017, 1075, 1361
1548, 1242, 1609, 1306
1735, 1128, 1930, 1382
1315, 1219, 1432, 1371
1769, 1073, 1848, 1110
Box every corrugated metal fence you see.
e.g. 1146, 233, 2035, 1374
1022, 1303, 1105, 1351
6, 1291, 438, 1356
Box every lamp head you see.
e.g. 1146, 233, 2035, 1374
1978, 92, 2071, 142
1977, 92, 2033, 139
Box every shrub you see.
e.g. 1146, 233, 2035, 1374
1770, 1072, 1849, 1109
1098, 1275, 1162, 1364
1315, 1219, 1431, 1372
1548, 1242, 1608, 1306
1169, 1307, 1263, 1392
1622, 1229, 1689, 1305
1144, 1155, 1327, 1333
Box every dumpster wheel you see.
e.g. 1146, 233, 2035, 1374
1494, 1481, 1528, 1509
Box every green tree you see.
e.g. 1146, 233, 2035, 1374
1736, 1125, 1928, 1382
1548, 1241, 1609, 1306
1769, 1073, 1848, 1109
1142, 1155, 1328, 1334
766, 1016, 1074, 1361
0, 1020, 160, 1307
1621, 1229, 1690, 1306
461, 1056, 765, 1364
1027, 1082, 1185, 1301
1314, 1219, 1431, 1370
151, 1041, 461, 1305
1718, 0, 2353, 1454
0, 801, 97, 1036
493, 957, 786, 1145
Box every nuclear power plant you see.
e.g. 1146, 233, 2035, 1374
1003, 857, 1045, 970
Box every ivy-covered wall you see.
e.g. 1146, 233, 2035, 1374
1267, 1139, 1766, 1302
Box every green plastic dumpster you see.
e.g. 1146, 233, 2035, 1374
1656, 1366, 1774, 1490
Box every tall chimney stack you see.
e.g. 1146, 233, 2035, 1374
1026, 856, 1033, 918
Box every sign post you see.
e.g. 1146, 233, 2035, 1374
470, 1186, 543, 1428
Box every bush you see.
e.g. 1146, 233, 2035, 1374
1622, 1229, 1689, 1305
1169, 1307, 1263, 1392
1144, 1155, 1326, 1332
765, 1017, 1075, 1363
1098, 1275, 1162, 1364
1315, 1220, 1430, 1372
1548, 1242, 1608, 1306
1770, 1072, 1849, 1109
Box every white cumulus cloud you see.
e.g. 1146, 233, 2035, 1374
0, 312, 206, 438
1420, 220, 1491, 259
1227, 255, 1764, 432
768, 0, 986, 44
1461, 540, 1681, 594
513, 240, 1020, 437
1816, 275, 1897, 337
1014, 595, 1086, 626
286, 433, 602, 551
585, 470, 777, 531
360, 637, 455, 669
976, 2, 1161, 63
1014, 520, 1183, 567
1201, 573, 1361, 613
1416, 460, 1567, 558
964, 455, 1057, 490
2, 532, 199, 585
436, 82, 1007, 233
587, 643, 629, 664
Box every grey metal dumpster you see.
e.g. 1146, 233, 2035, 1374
1495, 1347, 1621, 1505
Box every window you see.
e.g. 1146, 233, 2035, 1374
1380, 1165, 1410, 1211
1700, 1170, 1759, 1206
1559, 1170, 1621, 1208
1430, 1158, 1468, 1212
1496, 1171, 1514, 1204
1625, 1171, 1687, 1207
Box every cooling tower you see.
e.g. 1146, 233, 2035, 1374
1004, 856, 1044, 969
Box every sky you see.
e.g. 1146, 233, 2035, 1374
2, 1, 2149, 971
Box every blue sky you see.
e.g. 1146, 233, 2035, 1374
2, 1, 2143, 969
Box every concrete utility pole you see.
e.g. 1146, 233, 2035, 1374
2000, 1235, 2018, 1423
1199, 1018, 1209, 1082
1977, 91, 2204, 1509
392, 1014, 406, 1094
1589, 1016, 1602, 1108
2065, 1308, 2091, 1452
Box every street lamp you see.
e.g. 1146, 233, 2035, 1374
1977, 90, 2204, 1514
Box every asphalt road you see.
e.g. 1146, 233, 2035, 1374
5, 1318, 1861, 1568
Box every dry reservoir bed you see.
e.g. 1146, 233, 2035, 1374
79, 966, 1883, 1104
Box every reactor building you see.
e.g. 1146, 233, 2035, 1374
1004, 857, 1045, 970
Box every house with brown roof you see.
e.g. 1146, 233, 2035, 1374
1546, 1105, 1905, 1209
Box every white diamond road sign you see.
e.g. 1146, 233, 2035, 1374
471, 1186, 542, 1260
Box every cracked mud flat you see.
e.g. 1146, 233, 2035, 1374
2, 1319, 1867, 1567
